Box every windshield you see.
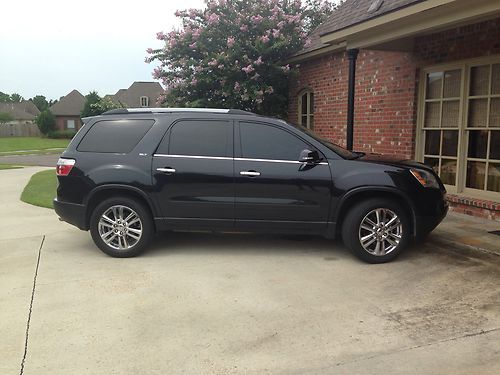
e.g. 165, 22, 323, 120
291, 123, 358, 159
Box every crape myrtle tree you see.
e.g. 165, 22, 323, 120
146, 0, 336, 117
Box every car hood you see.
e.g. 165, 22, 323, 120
355, 153, 432, 170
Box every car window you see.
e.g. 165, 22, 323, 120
240, 122, 309, 161
162, 120, 232, 157
77, 119, 155, 153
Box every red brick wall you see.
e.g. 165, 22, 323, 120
55, 116, 82, 131
289, 18, 500, 160
289, 50, 418, 158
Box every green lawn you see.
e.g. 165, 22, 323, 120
20, 170, 57, 209
0, 137, 69, 154
0, 164, 23, 170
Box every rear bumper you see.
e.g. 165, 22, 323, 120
53, 198, 88, 230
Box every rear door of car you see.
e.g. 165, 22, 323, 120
234, 120, 332, 233
152, 117, 234, 230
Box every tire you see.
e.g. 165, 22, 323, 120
341, 198, 411, 264
90, 197, 154, 258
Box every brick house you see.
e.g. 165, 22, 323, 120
288, 0, 500, 220
50, 89, 85, 131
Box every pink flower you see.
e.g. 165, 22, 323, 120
156, 31, 166, 40
191, 78, 198, 85
242, 64, 254, 74
192, 28, 201, 39
255, 56, 263, 65
146, 48, 154, 54
227, 37, 235, 48
304, 38, 312, 48
207, 13, 220, 25
152, 67, 163, 79
272, 29, 280, 38
189, 42, 197, 49
277, 21, 285, 29
260, 35, 270, 43
234, 82, 241, 91
251, 15, 263, 24
240, 24, 249, 32
208, 59, 218, 67
218, 64, 225, 69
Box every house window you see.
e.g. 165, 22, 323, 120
66, 119, 75, 129
140, 96, 149, 107
418, 58, 500, 199
298, 90, 314, 129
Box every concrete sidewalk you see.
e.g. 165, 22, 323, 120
430, 212, 500, 256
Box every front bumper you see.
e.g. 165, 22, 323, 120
415, 197, 449, 237
53, 198, 88, 230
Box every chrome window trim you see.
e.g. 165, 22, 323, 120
153, 154, 328, 165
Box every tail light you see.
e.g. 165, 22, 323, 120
56, 158, 76, 176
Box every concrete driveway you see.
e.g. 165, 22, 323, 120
1, 167, 500, 374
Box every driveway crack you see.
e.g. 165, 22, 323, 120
19, 235, 45, 375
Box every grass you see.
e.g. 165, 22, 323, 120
0, 137, 69, 154
20, 170, 57, 209
0, 164, 23, 170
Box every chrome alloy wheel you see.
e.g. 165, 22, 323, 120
358, 208, 403, 256
98, 205, 143, 250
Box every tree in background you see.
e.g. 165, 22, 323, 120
9, 93, 24, 103
35, 110, 56, 135
81, 91, 123, 117
147, 0, 336, 117
30, 95, 50, 111
0, 92, 10, 102
81, 91, 102, 117
0, 112, 14, 124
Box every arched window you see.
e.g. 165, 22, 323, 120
140, 96, 149, 107
298, 90, 314, 129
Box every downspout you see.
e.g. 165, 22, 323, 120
346, 48, 359, 151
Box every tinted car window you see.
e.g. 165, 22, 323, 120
164, 120, 232, 157
77, 119, 154, 153
240, 122, 309, 160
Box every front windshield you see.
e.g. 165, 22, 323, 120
291, 123, 358, 159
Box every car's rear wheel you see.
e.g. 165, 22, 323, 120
90, 197, 153, 257
341, 198, 411, 263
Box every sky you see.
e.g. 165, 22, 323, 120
0, 0, 206, 101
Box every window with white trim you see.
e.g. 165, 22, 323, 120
140, 96, 149, 107
298, 90, 314, 129
66, 119, 75, 129
418, 58, 500, 199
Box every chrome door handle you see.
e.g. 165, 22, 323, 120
240, 171, 261, 177
157, 167, 176, 173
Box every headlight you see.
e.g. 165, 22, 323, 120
410, 169, 440, 188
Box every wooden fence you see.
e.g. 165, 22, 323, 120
0, 121, 41, 137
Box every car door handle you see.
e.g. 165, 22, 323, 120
240, 170, 261, 177
157, 167, 176, 173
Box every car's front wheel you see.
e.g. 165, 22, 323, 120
341, 198, 411, 263
90, 197, 153, 257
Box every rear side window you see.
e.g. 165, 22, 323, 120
240, 122, 308, 161
159, 120, 232, 157
77, 119, 155, 153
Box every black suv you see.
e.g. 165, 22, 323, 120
54, 108, 448, 263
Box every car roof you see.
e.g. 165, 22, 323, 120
102, 108, 256, 116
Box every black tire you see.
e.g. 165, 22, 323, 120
341, 198, 411, 264
90, 197, 154, 258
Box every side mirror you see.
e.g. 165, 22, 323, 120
299, 149, 320, 163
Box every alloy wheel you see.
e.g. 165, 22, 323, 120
98, 205, 143, 250
358, 208, 403, 256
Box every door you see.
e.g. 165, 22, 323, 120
152, 119, 234, 229
234, 121, 332, 233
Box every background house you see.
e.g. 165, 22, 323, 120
289, 0, 500, 220
50, 90, 85, 131
105, 81, 163, 108
0, 101, 41, 136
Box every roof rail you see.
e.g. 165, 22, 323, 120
102, 108, 256, 116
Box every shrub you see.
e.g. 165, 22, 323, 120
36, 110, 56, 135
47, 130, 77, 139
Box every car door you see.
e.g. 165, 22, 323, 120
234, 121, 332, 233
152, 118, 234, 230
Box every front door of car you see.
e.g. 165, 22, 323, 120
234, 121, 332, 233
152, 119, 234, 230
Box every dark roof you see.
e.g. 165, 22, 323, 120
102, 108, 255, 116
0, 101, 40, 120
294, 0, 423, 57
319, 0, 423, 35
49, 89, 85, 116
106, 82, 163, 107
